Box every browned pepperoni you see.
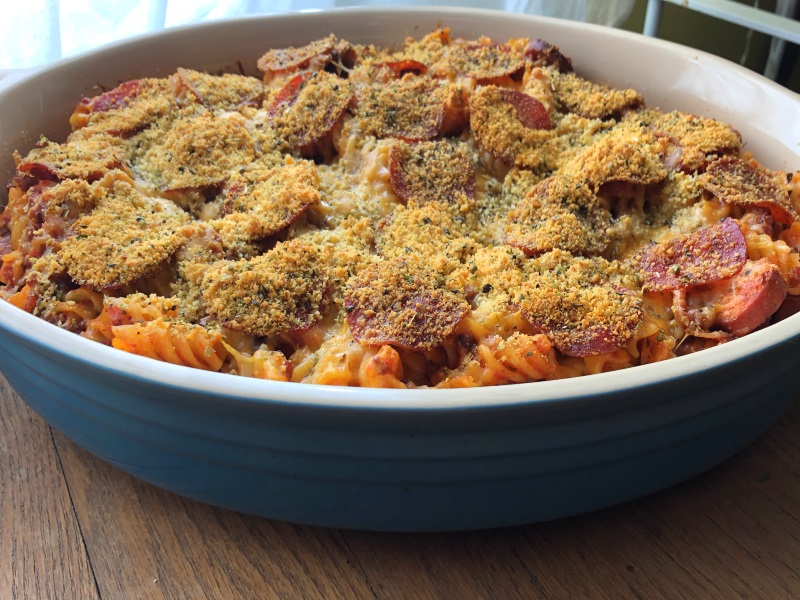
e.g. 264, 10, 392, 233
519, 278, 642, 358
257, 35, 336, 75
524, 39, 573, 73
267, 72, 311, 118
389, 141, 475, 205
711, 259, 787, 335
173, 68, 265, 110
356, 77, 450, 142
702, 157, 797, 225
553, 72, 643, 120
375, 60, 428, 76
17, 138, 124, 183
498, 88, 552, 130
344, 259, 469, 351
78, 80, 142, 114
470, 85, 553, 168
636, 218, 747, 292
447, 43, 525, 80
504, 176, 610, 257
270, 71, 354, 151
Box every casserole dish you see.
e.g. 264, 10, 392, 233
0, 7, 798, 531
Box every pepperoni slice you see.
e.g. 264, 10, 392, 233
357, 76, 450, 142
266, 72, 311, 118
257, 35, 356, 78
553, 72, 642, 120
708, 259, 787, 335
79, 80, 142, 113
498, 88, 552, 130
518, 274, 642, 358
70, 78, 174, 134
524, 39, 573, 73
216, 162, 321, 241
470, 85, 553, 168
344, 259, 469, 351
270, 71, 354, 151
173, 68, 265, 110
389, 141, 475, 205
447, 43, 525, 80
17, 135, 125, 182
202, 240, 328, 337
504, 176, 610, 257
635, 218, 747, 292
702, 157, 797, 225
374, 60, 428, 76
651, 111, 742, 174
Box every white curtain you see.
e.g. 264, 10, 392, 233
0, 0, 635, 69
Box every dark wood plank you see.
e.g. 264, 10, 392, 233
0, 375, 100, 600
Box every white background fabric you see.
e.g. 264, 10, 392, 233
0, 0, 635, 69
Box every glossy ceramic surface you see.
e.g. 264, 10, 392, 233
0, 8, 798, 530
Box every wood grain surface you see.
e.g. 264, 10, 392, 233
1, 372, 799, 600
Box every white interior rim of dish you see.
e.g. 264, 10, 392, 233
1, 7, 799, 410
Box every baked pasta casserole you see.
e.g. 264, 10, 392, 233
2, 30, 799, 388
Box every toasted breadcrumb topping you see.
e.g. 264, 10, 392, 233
17, 135, 126, 181
389, 140, 475, 205
356, 76, 447, 141
73, 78, 175, 134
173, 68, 266, 110
646, 110, 742, 172
135, 112, 255, 191
553, 71, 643, 120
271, 71, 353, 151
59, 178, 190, 289
445, 42, 525, 79
562, 122, 667, 189
202, 239, 328, 336
344, 258, 469, 351
504, 175, 611, 257
701, 156, 797, 224
216, 161, 320, 241
257, 34, 338, 75
470, 85, 555, 169
518, 252, 643, 356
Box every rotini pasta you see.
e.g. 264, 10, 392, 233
1, 30, 798, 389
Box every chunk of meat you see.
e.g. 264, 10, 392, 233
470, 85, 553, 168
518, 276, 643, 358
389, 141, 475, 205
446, 43, 525, 80
702, 156, 797, 225
678, 259, 787, 336
344, 259, 469, 351
257, 35, 355, 78
374, 60, 428, 76
524, 39, 573, 73
269, 71, 354, 151
636, 218, 747, 292
504, 176, 610, 257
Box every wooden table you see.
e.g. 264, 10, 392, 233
2, 373, 799, 600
